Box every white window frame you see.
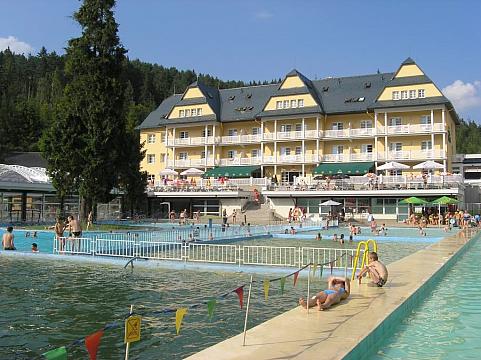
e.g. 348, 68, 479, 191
361, 144, 373, 153
290, 99, 297, 108
147, 134, 156, 144
147, 174, 155, 182
228, 129, 238, 137
401, 90, 408, 100
179, 110, 185, 117
295, 146, 302, 155
420, 115, 431, 125
202, 129, 213, 137
197, 108, 202, 116
281, 147, 291, 156
276, 101, 283, 109
252, 127, 261, 135
298, 99, 304, 107
295, 123, 302, 132
418, 89, 425, 98
283, 100, 289, 109
227, 150, 237, 159
147, 154, 155, 164
185, 109, 191, 117
409, 90, 416, 99
251, 149, 260, 158
360, 120, 372, 129
179, 152, 188, 160
389, 117, 402, 126
191, 108, 197, 116
421, 140, 432, 151
392, 91, 400, 100
332, 122, 343, 130
389, 142, 403, 152
280, 124, 292, 133
332, 145, 344, 154
179, 131, 189, 139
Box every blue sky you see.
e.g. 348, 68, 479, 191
1, 0, 480, 121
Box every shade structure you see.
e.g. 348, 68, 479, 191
203, 166, 260, 179
159, 168, 178, 176
377, 161, 410, 171
312, 162, 374, 175
399, 196, 428, 205
413, 160, 444, 170
180, 168, 205, 176
431, 196, 459, 205
321, 200, 342, 206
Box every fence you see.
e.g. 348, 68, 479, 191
53, 237, 357, 270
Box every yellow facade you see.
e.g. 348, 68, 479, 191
183, 87, 204, 99
377, 83, 442, 101
264, 94, 317, 111
395, 64, 424, 78
280, 75, 305, 89
168, 103, 214, 119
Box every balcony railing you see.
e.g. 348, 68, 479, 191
166, 158, 215, 168
220, 134, 262, 144
378, 149, 445, 161
219, 157, 262, 166
167, 136, 216, 147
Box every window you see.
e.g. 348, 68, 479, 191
420, 115, 431, 125
276, 101, 283, 109
280, 124, 292, 132
332, 122, 343, 130
295, 146, 302, 155
201, 129, 212, 137
191, 108, 197, 116
147, 154, 155, 164
409, 90, 416, 99
228, 129, 238, 136
197, 108, 202, 116
401, 90, 408, 100
185, 109, 191, 117
281, 147, 291, 156
161, 133, 166, 142
179, 152, 188, 160
201, 151, 206, 159
147, 174, 155, 182
389, 143, 402, 152
360, 120, 372, 129
389, 117, 402, 126
332, 145, 344, 154
283, 100, 289, 109
227, 150, 237, 158
251, 149, 260, 158
418, 89, 425, 98
295, 123, 302, 132
361, 144, 373, 153
291, 99, 297, 108
298, 99, 304, 107
179, 110, 185, 117
147, 134, 156, 144
180, 131, 189, 139
252, 127, 261, 135
421, 141, 432, 151
392, 91, 400, 100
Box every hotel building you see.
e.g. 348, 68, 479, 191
138, 58, 462, 219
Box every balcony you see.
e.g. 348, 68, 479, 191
386, 123, 444, 135
379, 149, 445, 161
218, 157, 262, 166
166, 158, 215, 168
220, 134, 262, 144
166, 136, 216, 147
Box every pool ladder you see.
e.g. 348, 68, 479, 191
351, 239, 378, 281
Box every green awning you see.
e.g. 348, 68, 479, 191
312, 162, 374, 175
203, 166, 261, 179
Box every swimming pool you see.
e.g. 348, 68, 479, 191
371, 234, 481, 359
0, 255, 315, 359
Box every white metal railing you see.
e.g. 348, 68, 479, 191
137, 241, 183, 260
54, 237, 94, 255
188, 243, 237, 263
166, 158, 215, 168
301, 248, 355, 268
220, 134, 262, 144
322, 154, 345, 162
242, 246, 298, 267
95, 238, 135, 257
349, 128, 375, 137
379, 149, 445, 161
219, 157, 262, 166
324, 129, 350, 138
350, 152, 375, 161
167, 136, 216, 146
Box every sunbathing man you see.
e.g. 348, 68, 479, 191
299, 276, 350, 310
357, 251, 388, 287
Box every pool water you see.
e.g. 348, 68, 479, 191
0, 256, 316, 359
373, 235, 481, 359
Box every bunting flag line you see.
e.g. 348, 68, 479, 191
207, 299, 216, 319
175, 308, 188, 335
263, 279, 270, 301
85, 330, 104, 360
293, 271, 299, 287
42, 346, 67, 360
280, 277, 286, 295
234, 286, 244, 309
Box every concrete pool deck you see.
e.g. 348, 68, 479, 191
187, 229, 478, 360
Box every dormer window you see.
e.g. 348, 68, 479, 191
409, 90, 416, 99
276, 101, 283, 109
392, 91, 400, 100
179, 110, 185, 117
418, 89, 425, 98
298, 99, 304, 107
401, 90, 408, 100
291, 99, 298, 108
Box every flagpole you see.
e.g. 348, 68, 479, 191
125, 304, 133, 360
242, 275, 254, 346
307, 263, 311, 315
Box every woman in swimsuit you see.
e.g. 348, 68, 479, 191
299, 276, 350, 310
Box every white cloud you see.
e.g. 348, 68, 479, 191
442, 80, 481, 111
254, 10, 273, 20
0, 36, 34, 54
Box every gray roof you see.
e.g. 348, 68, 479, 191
138, 58, 460, 128
4, 152, 47, 168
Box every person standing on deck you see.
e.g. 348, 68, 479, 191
66, 215, 82, 252
48, 217, 66, 251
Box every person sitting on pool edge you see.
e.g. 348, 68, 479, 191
2, 226, 16, 250
299, 276, 350, 310
357, 251, 388, 287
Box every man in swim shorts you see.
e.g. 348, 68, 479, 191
357, 251, 388, 287
299, 276, 350, 310
2, 226, 16, 250
66, 215, 82, 251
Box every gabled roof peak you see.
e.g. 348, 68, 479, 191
402, 57, 416, 65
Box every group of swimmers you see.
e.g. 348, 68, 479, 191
299, 252, 388, 311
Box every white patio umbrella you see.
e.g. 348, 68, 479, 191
377, 161, 410, 171
180, 168, 205, 176
159, 168, 178, 176
413, 160, 444, 170
321, 200, 341, 206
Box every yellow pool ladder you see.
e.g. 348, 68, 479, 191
351, 239, 378, 281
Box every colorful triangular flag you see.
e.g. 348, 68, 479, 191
85, 330, 104, 360
263, 279, 270, 301
293, 271, 299, 287
175, 308, 188, 335
234, 286, 244, 309
280, 277, 286, 295
207, 299, 216, 319
42, 346, 67, 360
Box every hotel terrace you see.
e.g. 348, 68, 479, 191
138, 58, 463, 220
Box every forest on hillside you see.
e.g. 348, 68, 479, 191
0, 48, 278, 159
0, 48, 479, 157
